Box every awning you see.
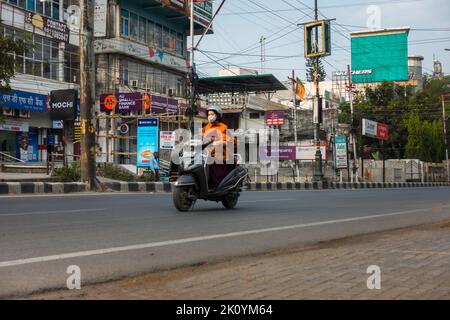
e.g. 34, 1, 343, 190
197, 74, 287, 94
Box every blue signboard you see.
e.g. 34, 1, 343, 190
0, 89, 47, 112
137, 118, 159, 167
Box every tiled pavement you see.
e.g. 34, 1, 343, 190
26, 220, 450, 300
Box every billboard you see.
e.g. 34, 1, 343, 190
137, 118, 159, 167
362, 119, 389, 141
351, 28, 409, 83
335, 136, 348, 169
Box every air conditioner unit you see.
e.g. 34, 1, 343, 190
130, 79, 139, 88
18, 110, 30, 118
2, 108, 13, 116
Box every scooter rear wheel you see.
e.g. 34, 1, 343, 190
173, 186, 195, 211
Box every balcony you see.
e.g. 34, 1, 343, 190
128, 0, 214, 34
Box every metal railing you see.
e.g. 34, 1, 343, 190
0, 152, 25, 163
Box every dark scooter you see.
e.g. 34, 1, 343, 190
173, 139, 249, 211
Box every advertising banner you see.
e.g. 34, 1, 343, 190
137, 118, 159, 167
335, 136, 348, 169
0, 119, 29, 132
94, 0, 108, 37
49, 89, 78, 120
151, 95, 179, 113
25, 11, 70, 43
377, 123, 389, 141
259, 146, 296, 161
160, 131, 176, 150
362, 118, 377, 138
296, 146, 327, 161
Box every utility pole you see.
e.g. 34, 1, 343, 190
292, 70, 300, 181
260, 36, 266, 74
312, 0, 323, 182
347, 64, 358, 182
187, 0, 197, 134
442, 94, 450, 181
79, 0, 97, 189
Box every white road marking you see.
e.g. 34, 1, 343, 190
0, 208, 107, 217
240, 198, 296, 203
1, 204, 449, 268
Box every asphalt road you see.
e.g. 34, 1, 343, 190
1, 188, 450, 298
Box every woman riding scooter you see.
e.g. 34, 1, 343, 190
202, 105, 236, 190
172, 104, 248, 211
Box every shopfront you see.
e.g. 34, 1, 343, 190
0, 89, 49, 162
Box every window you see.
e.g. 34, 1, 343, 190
169, 30, 177, 53
119, 58, 186, 98
52, 0, 60, 20
119, 10, 185, 57
146, 21, 154, 45
121, 9, 129, 37
129, 13, 138, 40
249, 113, 260, 119
139, 17, 146, 43
177, 33, 184, 57
154, 24, 162, 48
162, 26, 170, 50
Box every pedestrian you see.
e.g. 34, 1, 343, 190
149, 152, 160, 181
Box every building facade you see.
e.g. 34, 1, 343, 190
0, 0, 81, 163
94, 0, 213, 164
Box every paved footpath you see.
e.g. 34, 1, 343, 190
25, 220, 450, 300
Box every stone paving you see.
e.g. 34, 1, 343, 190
26, 220, 450, 300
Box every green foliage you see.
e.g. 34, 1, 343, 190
136, 173, 156, 182
97, 163, 136, 182
305, 57, 326, 82
405, 114, 444, 162
52, 163, 81, 182
337, 75, 450, 162
0, 31, 31, 121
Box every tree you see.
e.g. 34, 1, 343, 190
0, 31, 29, 121
405, 114, 444, 163
305, 57, 326, 83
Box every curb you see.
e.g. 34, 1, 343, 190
1, 181, 449, 195
0, 182, 89, 195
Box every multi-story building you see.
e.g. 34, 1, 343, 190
94, 0, 213, 164
0, 0, 80, 163
0, 0, 214, 165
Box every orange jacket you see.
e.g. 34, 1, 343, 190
201, 121, 235, 162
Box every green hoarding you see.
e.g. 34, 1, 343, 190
351, 31, 408, 83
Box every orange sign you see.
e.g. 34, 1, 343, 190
103, 95, 117, 111
143, 94, 151, 110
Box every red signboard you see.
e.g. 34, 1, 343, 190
376, 123, 389, 141
266, 111, 285, 126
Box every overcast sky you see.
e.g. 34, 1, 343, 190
194, 0, 450, 82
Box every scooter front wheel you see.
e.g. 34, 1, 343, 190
222, 192, 239, 209
173, 186, 195, 212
